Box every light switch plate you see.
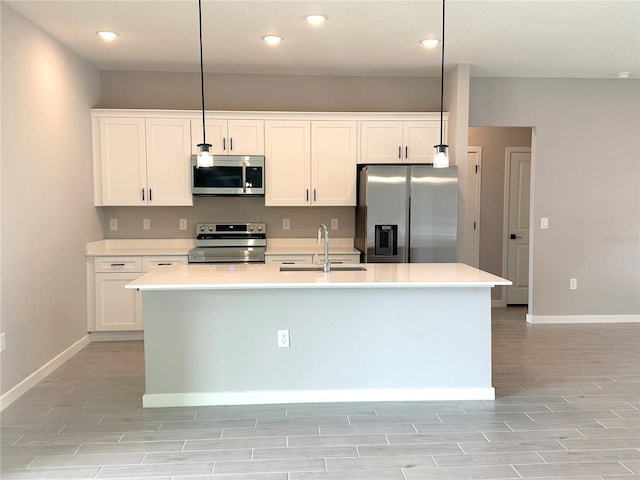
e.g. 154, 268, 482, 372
330, 218, 339, 230
277, 330, 290, 348
541, 217, 549, 229
109, 218, 118, 231
569, 278, 577, 290
143, 219, 151, 230
282, 218, 290, 230
179, 219, 188, 230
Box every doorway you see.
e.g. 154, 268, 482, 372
467, 127, 533, 307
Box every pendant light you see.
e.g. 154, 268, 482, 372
433, 0, 449, 169
196, 0, 213, 168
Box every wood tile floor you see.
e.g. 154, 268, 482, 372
1, 307, 639, 479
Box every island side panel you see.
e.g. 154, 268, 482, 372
142, 286, 493, 406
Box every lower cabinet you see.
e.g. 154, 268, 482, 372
90, 255, 187, 332
265, 253, 360, 265
95, 272, 143, 331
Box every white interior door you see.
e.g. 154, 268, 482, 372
505, 148, 531, 304
468, 147, 482, 268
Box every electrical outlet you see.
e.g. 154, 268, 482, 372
0, 332, 6, 353
179, 219, 188, 230
109, 218, 118, 231
282, 218, 290, 230
541, 217, 549, 229
143, 219, 151, 230
330, 218, 339, 230
277, 329, 290, 348
569, 278, 578, 290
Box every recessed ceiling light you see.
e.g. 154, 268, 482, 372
96, 31, 118, 41
420, 38, 440, 48
305, 14, 327, 25
263, 35, 283, 46
617, 71, 630, 79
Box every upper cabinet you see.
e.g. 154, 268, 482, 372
94, 116, 192, 206
360, 119, 447, 164
191, 119, 264, 155
265, 120, 356, 206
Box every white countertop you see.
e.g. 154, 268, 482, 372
86, 238, 359, 257
265, 237, 359, 256
126, 263, 511, 290
85, 239, 196, 256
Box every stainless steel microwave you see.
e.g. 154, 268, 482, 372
191, 155, 265, 196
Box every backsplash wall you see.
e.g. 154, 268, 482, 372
100, 197, 355, 240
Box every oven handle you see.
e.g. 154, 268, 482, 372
242, 161, 247, 193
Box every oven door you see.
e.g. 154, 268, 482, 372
191, 155, 265, 195
188, 247, 266, 264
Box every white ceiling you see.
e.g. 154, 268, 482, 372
6, 0, 640, 78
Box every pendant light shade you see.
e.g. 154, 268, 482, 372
433, 0, 449, 169
195, 0, 212, 168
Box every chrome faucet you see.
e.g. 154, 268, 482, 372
317, 224, 330, 273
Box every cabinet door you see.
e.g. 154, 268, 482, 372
265, 254, 314, 265
191, 119, 226, 155
359, 121, 403, 164
146, 118, 193, 206
228, 120, 265, 155
95, 273, 142, 331
311, 121, 357, 206
403, 121, 444, 164
265, 121, 311, 206
99, 118, 147, 205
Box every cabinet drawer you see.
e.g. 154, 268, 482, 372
94, 256, 142, 272
142, 256, 188, 272
315, 254, 361, 264
265, 254, 314, 265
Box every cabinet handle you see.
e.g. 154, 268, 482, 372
242, 162, 247, 193
405, 146, 408, 159
313, 189, 317, 201
282, 261, 295, 264
398, 146, 402, 159
330, 261, 344, 264
141, 188, 145, 201
223, 137, 226, 151
149, 189, 152, 202
306, 189, 309, 202
157, 263, 171, 266
110, 263, 125, 267
230, 137, 233, 151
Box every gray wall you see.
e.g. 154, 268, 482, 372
468, 127, 533, 301
1, 4, 102, 396
470, 78, 639, 316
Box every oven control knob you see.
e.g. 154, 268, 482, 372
199, 225, 205, 232
248, 225, 254, 232
257, 225, 263, 232
208, 225, 214, 232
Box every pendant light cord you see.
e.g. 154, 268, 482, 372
439, 0, 446, 146
198, 0, 206, 146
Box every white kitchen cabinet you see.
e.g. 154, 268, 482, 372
360, 120, 446, 164
90, 255, 187, 332
96, 117, 192, 206
315, 253, 361, 264
265, 254, 314, 265
191, 119, 264, 155
265, 120, 357, 206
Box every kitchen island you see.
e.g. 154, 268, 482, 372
127, 263, 510, 408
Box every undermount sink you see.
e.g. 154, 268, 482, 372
279, 264, 367, 272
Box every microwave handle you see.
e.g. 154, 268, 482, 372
242, 162, 247, 192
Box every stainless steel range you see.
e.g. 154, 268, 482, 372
188, 222, 266, 264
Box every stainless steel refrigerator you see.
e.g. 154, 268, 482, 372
355, 165, 458, 263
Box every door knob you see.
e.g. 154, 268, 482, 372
510, 234, 523, 239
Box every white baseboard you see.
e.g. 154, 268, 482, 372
89, 331, 144, 342
527, 314, 640, 324
143, 387, 496, 408
0, 335, 91, 411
